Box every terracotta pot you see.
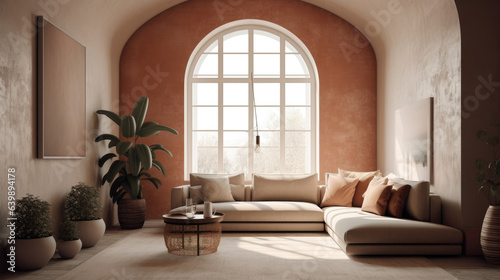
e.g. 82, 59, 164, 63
16, 236, 56, 270
481, 205, 500, 265
118, 198, 146, 229
77, 218, 106, 248
57, 239, 82, 259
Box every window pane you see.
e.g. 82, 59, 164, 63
224, 107, 248, 130
255, 107, 280, 130
285, 83, 310, 106
195, 148, 218, 173
223, 54, 248, 77
224, 132, 248, 147
254, 148, 280, 173
286, 131, 310, 147
193, 131, 218, 147
285, 148, 307, 173
193, 83, 218, 105
205, 40, 218, 53
285, 41, 298, 53
223, 148, 248, 174
194, 54, 218, 78
285, 54, 309, 78
257, 131, 280, 147
223, 30, 248, 53
285, 107, 310, 130
254, 30, 280, 53
254, 54, 280, 78
254, 83, 280, 105
224, 83, 248, 105
193, 107, 218, 130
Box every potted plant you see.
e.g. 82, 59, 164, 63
65, 182, 105, 248
476, 124, 500, 264
14, 194, 56, 270
95, 96, 178, 229
57, 218, 82, 259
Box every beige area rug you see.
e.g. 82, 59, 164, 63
57, 226, 457, 280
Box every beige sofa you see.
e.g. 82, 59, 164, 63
170, 173, 463, 255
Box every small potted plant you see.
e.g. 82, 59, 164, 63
15, 194, 56, 270
65, 182, 105, 248
476, 124, 500, 264
57, 218, 82, 259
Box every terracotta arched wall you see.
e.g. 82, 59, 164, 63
120, 0, 376, 218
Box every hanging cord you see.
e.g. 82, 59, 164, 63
251, 72, 260, 148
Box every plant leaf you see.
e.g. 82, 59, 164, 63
487, 135, 499, 147
152, 160, 166, 176
127, 174, 141, 199
150, 144, 173, 157
131, 96, 149, 133
138, 124, 178, 137
120, 115, 136, 138
96, 110, 121, 126
476, 172, 485, 183
135, 143, 153, 171
145, 177, 162, 189
95, 134, 120, 146
116, 141, 133, 155
104, 160, 126, 184
98, 153, 116, 167
127, 147, 141, 176
476, 158, 485, 170
110, 176, 126, 198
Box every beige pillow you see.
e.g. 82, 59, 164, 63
190, 173, 245, 201
189, 185, 203, 204
200, 177, 235, 203
252, 174, 318, 204
320, 176, 359, 207
388, 178, 430, 221
361, 179, 393, 215
338, 169, 382, 207
386, 183, 411, 218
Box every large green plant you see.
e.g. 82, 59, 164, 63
476, 124, 500, 206
96, 96, 178, 203
15, 194, 53, 239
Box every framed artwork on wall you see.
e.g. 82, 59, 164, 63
37, 16, 86, 158
395, 97, 433, 182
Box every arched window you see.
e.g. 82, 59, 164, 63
185, 20, 318, 180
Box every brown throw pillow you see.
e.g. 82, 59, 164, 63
361, 179, 393, 215
320, 176, 359, 207
386, 183, 411, 218
200, 176, 235, 203
338, 169, 382, 207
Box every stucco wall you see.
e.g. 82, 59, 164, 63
120, 0, 377, 218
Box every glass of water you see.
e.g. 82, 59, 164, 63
186, 198, 195, 218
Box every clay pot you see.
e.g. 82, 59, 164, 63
57, 239, 82, 259
77, 218, 106, 248
118, 198, 146, 229
16, 236, 56, 270
481, 205, 500, 265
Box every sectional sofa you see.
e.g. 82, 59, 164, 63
170, 172, 463, 255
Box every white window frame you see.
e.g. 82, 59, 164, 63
184, 20, 319, 180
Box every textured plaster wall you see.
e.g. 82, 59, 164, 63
120, 0, 377, 219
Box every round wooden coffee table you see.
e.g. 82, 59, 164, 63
162, 213, 224, 256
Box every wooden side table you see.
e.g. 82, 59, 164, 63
162, 213, 224, 256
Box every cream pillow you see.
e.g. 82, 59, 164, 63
320, 176, 359, 207
200, 176, 235, 203
361, 178, 392, 215
189, 185, 203, 204
338, 169, 382, 207
190, 173, 245, 201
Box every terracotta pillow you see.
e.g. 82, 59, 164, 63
386, 183, 411, 218
320, 176, 359, 207
361, 179, 393, 215
338, 169, 382, 207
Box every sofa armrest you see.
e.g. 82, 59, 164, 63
429, 193, 442, 224
171, 185, 190, 210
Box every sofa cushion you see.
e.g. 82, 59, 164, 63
200, 176, 235, 203
252, 174, 318, 204
320, 176, 359, 207
189, 185, 203, 204
338, 169, 382, 207
361, 177, 392, 215
190, 173, 245, 201
388, 178, 430, 221
387, 183, 411, 218
170, 201, 324, 222
323, 206, 463, 245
